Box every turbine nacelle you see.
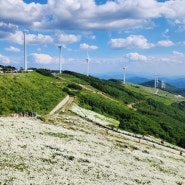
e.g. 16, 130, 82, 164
86, 58, 89, 63
23, 29, 28, 33
58, 44, 66, 49
123, 66, 127, 70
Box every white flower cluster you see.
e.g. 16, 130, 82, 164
0, 116, 185, 185
70, 103, 119, 127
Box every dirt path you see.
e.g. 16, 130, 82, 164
127, 100, 145, 111
49, 95, 74, 115
61, 96, 74, 112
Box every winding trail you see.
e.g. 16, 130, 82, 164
127, 100, 146, 111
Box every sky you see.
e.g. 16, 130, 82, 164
0, 0, 185, 78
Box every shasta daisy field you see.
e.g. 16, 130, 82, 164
0, 104, 185, 185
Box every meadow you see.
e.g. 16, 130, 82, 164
0, 113, 185, 185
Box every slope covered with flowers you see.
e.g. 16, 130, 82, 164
0, 114, 185, 185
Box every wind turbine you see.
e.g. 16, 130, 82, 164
23, 30, 28, 71
119, 56, 127, 84
163, 81, 166, 89
58, 44, 62, 74
123, 66, 127, 84
86, 50, 90, 76
154, 74, 158, 89
161, 80, 164, 88
161, 80, 166, 89
154, 74, 159, 95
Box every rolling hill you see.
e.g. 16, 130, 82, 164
1, 69, 185, 184
0, 70, 185, 149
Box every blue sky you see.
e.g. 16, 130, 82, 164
0, 0, 185, 77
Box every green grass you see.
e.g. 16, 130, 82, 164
126, 83, 183, 105
0, 71, 66, 115
59, 72, 89, 85
59, 71, 185, 148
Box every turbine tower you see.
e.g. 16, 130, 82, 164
154, 74, 159, 95
120, 56, 127, 84
58, 44, 62, 74
123, 66, 127, 84
161, 80, 166, 89
161, 80, 164, 89
23, 30, 28, 71
86, 51, 90, 76
154, 74, 158, 88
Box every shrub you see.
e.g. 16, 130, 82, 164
67, 83, 82, 90
35, 68, 53, 77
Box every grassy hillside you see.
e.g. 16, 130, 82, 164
0, 71, 66, 115
61, 71, 185, 148
0, 70, 185, 149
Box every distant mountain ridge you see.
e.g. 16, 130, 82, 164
140, 80, 185, 97
165, 78, 185, 89
95, 73, 185, 89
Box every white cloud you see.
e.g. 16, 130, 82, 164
1, 0, 185, 32
90, 35, 96, 40
30, 53, 53, 64
80, 43, 98, 50
41, 0, 160, 31
37, 47, 42, 52
162, 29, 169, 38
172, 51, 184, 57
182, 41, 185, 46
109, 36, 176, 50
5, 31, 54, 45
164, 29, 169, 34
39, 0, 185, 31
177, 25, 185, 32
157, 40, 174, 47
0, 0, 45, 26
126, 52, 148, 61
161, 0, 185, 18
27, 33, 53, 45
4, 46, 20, 52
3, 30, 81, 46
57, 33, 81, 45
0, 22, 18, 38
7, 31, 23, 45
109, 35, 154, 49
0, 54, 10, 64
